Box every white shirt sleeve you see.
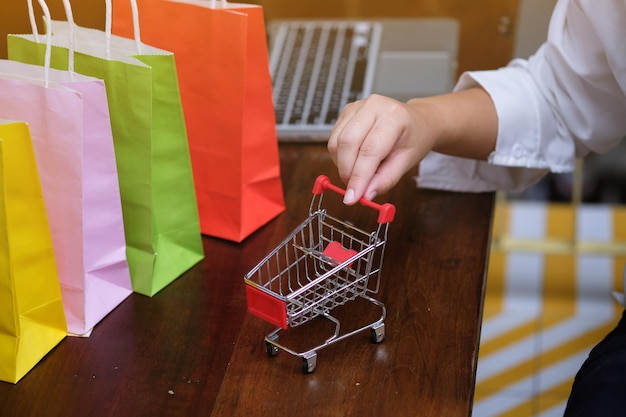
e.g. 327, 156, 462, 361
417, 0, 626, 193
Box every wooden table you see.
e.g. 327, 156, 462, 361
0, 144, 495, 417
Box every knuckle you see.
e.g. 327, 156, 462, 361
335, 128, 360, 148
376, 175, 397, 193
357, 142, 378, 158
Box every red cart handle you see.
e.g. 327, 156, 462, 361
312, 175, 396, 224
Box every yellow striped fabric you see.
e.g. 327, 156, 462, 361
474, 202, 626, 417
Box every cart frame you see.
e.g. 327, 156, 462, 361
245, 175, 395, 373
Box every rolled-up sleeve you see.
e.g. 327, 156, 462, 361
417, 0, 626, 193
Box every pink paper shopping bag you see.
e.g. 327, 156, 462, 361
2, 0, 132, 335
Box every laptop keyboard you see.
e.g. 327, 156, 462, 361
269, 21, 382, 139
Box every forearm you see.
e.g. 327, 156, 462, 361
408, 87, 498, 161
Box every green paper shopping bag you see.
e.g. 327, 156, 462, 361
0, 120, 67, 384
8, 0, 204, 296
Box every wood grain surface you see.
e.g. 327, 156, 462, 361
0, 143, 494, 417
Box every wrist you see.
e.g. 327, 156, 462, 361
409, 88, 497, 161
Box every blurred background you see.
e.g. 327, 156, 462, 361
2, 1, 625, 416
1, 0, 521, 74
3, 0, 623, 203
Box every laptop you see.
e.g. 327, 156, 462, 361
267, 18, 459, 141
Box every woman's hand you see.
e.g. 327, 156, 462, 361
327, 89, 498, 205
327, 94, 437, 204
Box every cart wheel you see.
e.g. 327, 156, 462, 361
302, 352, 317, 374
371, 323, 385, 343
265, 340, 279, 357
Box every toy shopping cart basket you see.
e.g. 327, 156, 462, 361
244, 175, 396, 373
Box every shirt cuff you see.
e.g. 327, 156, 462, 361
455, 63, 576, 173
417, 151, 549, 193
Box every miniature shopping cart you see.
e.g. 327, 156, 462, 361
244, 175, 396, 373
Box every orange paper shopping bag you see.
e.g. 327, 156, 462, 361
113, 0, 285, 242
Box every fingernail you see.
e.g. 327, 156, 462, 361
343, 188, 355, 204
366, 191, 377, 201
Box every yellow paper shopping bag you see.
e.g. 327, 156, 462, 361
0, 120, 67, 384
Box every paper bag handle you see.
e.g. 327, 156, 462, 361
27, 0, 76, 81
210, 0, 228, 7
105, 0, 142, 56
26, 0, 52, 85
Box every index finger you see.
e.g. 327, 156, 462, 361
341, 118, 400, 204
332, 109, 379, 203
